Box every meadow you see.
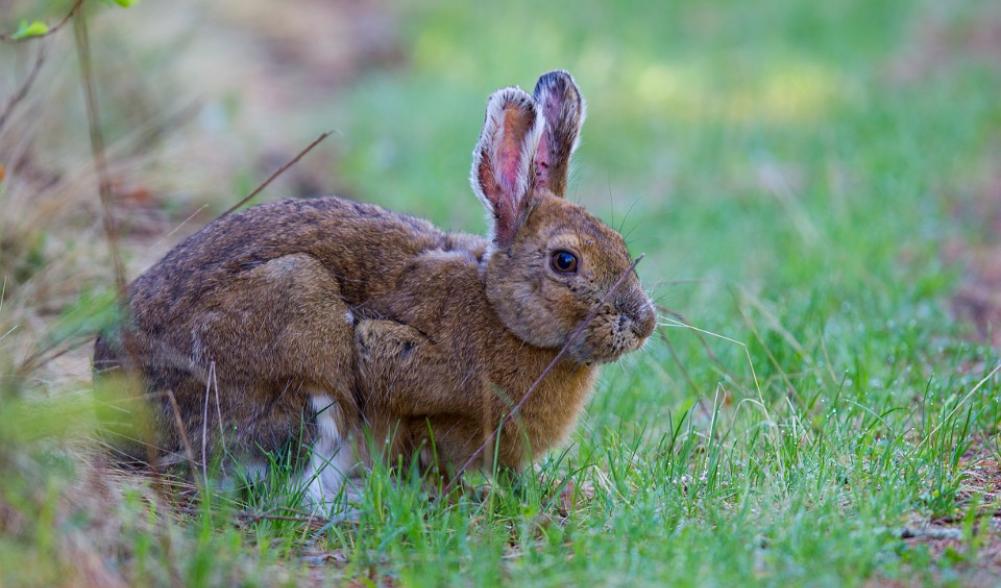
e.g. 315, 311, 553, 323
1, 0, 1000, 585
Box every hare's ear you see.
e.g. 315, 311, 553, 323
471, 87, 544, 248
532, 70, 586, 197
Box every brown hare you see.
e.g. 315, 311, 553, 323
354, 72, 655, 476
93, 70, 654, 506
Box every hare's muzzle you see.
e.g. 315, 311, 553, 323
630, 301, 657, 340
617, 296, 657, 342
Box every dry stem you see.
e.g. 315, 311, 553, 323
0, 46, 45, 132
219, 130, 333, 218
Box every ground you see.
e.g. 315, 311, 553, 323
1, 0, 1001, 586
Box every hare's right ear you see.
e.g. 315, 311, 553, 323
532, 70, 586, 197
471, 87, 544, 248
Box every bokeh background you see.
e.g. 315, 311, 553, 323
2, 0, 1001, 585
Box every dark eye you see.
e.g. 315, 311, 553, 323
550, 250, 578, 274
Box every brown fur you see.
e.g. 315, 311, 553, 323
93, 196, 480, 463
354, 73, 655, 473
93, 70, 654, 485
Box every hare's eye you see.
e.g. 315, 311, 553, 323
550, 250, 578, 274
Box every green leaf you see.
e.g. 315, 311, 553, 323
114, 0, 140, 6
11, 19, 49, 40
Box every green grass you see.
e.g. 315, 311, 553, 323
2, 0, 1001, 585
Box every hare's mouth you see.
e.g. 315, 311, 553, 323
569, 316, 649, 365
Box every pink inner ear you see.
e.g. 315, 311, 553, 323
497, 106, 532, 192
478, 143, 517, 244
473, 89, 540, 246
532, 84, 576, 195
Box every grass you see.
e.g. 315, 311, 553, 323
2, 0, 1001, 585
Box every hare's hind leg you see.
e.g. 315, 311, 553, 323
197, 253, 361, 503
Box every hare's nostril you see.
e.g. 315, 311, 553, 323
629, 302, 656, 339
616, 296, 656, 340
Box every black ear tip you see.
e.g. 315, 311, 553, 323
533, 70, 580, 100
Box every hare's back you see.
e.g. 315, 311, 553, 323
130, 196, 450, 321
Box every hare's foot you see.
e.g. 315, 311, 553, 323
299, 393, 362, 517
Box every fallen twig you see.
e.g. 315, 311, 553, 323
443, 255, 645, 493
219, 130, 333, 218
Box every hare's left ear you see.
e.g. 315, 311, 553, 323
532, 70, 586, 197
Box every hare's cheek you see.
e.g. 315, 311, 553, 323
611, 317, 637, 355
577, 315, 618, 362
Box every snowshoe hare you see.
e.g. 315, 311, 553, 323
93, 70, 655, 505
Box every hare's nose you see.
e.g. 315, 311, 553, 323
630, 302, 656, 339
618, 298, 656, 339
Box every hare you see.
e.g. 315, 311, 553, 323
92, 70, 653, 505
93, 179, 482, 504
352, 72, 656, 475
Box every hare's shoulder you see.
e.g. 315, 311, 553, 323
369, 248, 488, 324
400, 249, 485, 304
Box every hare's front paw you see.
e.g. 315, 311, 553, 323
354, 319, 419, 367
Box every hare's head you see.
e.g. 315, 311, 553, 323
473, 71, 655, 365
